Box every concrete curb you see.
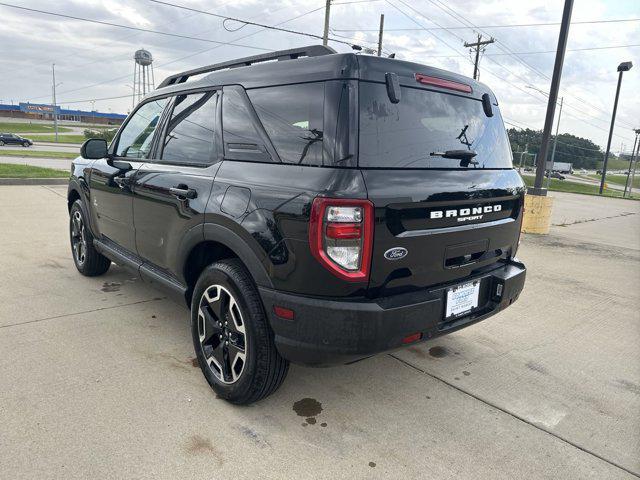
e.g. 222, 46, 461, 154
34, 142, 80, 148
0, 178, 68, 186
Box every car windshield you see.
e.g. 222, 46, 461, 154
358, 82, 513, 169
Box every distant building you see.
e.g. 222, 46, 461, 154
0, 102, 126, 125
546, 161, 573, 174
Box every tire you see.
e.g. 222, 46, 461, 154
191, 259, 289, 405
69, 199, 111, 276
0, 141, 4, 146
23, 142, 29, 147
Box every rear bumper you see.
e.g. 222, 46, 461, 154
259, 259, 526, 366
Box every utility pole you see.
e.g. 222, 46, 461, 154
624, 129, 640, 197
322, 0, 331, 46
464, 34, 495, 80
377, 14, 384, 56
531, 0, 573, 196
51, 63, 59, 143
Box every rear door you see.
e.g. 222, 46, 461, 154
358, 81, 525, 295
132, 90, 220, 279
88, 98, 168, 252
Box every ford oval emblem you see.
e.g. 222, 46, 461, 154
384, 247, 408, 261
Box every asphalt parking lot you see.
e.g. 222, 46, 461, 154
1, 186, 638, 479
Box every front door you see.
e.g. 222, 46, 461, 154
132, 91, 220, 277
88, 98, 168, 252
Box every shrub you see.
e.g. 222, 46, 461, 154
84, 128, 118, 142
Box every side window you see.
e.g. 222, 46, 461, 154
247, 83, 324, 166
222, 86, 271, 162
115, 98, 167, 158
161, 91, 217, 165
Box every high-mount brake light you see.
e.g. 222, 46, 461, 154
414, 73, 473, 93
309, 198, 374, 281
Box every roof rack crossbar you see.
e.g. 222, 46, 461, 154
158, 45, 337, 88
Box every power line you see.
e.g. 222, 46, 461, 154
0, 2, 271, 51
423, 0, 637, 131
384, 0, 473, 66
147, 0, 360, 48
333, 17, 640, 31
412, 0, 636, 137
26, 4, 327, 104
412, 44, 640, 57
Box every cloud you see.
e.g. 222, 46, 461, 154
0, 0, 638, 148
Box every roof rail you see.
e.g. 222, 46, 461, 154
158, 45, 337, 89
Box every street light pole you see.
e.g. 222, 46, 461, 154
51, 63, 59, 143
599, 61, 633, 194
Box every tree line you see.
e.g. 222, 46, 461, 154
507, 128, 609, 169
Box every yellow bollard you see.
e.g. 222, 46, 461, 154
522, 194, 554, 234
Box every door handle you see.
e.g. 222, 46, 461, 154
169, 186, 197, 199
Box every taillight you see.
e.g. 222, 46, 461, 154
309, 197, 374, 281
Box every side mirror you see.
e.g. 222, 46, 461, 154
80, 138, 108, 159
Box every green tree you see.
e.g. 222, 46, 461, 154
507, 128, 607, 169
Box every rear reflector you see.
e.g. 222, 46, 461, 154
273, 305, 295, 320
325, 222, 361, 239
402, 332, 423, 344
415, 73, 472, 93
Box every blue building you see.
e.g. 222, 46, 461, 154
0, 102, 126, 125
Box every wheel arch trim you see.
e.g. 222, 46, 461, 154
179, 223, 274, 291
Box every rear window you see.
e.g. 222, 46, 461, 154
359, 82, 512, 169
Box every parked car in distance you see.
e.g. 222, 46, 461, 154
67, 45, 527, 405
546, 171, 566, 180
0, 133, 33, 147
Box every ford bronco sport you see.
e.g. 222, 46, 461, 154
68, 45, 526, 404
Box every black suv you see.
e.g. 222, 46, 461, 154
68, 46, 526, 404
0, 132, 33, 147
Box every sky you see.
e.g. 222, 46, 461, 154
0, 0, 639, 151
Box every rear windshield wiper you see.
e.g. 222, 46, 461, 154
430, 150, 478, 167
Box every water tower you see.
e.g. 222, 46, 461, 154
133, 49, 155, 108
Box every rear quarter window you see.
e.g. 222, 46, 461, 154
247, 83, 325, 166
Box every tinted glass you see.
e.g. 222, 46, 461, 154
116, 98, 167, 158
162, 92, 217, 165
222, 87, 269, 162
247, 83, 324, 166
359, 82, 512, 169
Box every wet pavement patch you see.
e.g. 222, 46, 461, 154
462, 371, 471, 376
101, 282, 121, 292
191, 357, 199, 368
428, 346, 448, 358
407, 346, 428, 359
184, 435, 223, 464
293, 398, 323, 426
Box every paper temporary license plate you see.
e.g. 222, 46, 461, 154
445, 280, 480, 318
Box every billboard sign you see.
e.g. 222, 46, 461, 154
19, 103, 61, 115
